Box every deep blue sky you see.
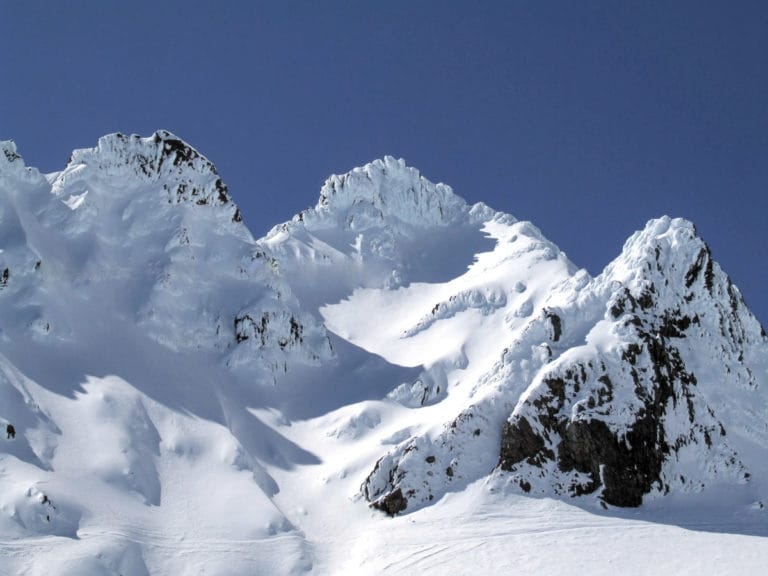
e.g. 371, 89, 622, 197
1, 1, 766, 323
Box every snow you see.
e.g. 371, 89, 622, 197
0, 132, 766, 575
319, 483, 768, 576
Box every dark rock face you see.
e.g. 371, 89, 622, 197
370, 488, 408, 516
557, 416, 663, 506
499, 417, 547, 469
364, 453, 410, 515
234, 311, 305, 350
685, 247, 715, 293
499, 294, 738, 506
544, 309, 562, 342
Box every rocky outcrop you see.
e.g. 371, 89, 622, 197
51, 131, 242, 223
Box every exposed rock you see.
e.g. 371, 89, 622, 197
499, 417, 547, 469
370, 488, 407, 516
544, 309, 562, 342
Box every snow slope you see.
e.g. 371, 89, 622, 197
0, 133, 766, 575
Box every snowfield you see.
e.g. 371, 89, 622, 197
0, 133, 766, 575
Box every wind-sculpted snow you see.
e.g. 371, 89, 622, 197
402, 286, 508, 338
1, 133, 766, 574
1, 131, 331, 378
54, 130, 241, 220
297, 155, 480, 229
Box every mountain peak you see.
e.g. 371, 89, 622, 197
1, 140, 22, 165
597, 216, 714, 301
622, 214, 697, 254
70, 130, 218, 180
0, 140, 42, 185
293, 155, 487, 231
52, 131, 242, 222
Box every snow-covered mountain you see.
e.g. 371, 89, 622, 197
364, 216, 767, 514
0, 132, 766, 575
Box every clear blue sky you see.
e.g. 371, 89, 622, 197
1, 1, 766, 323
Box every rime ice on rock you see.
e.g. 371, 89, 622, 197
52, 130, 241, 221
0, 132, 332, 380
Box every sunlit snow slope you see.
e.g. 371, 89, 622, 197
0, 133, 766, 575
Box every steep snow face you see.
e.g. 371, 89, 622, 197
1, 132, 331, 378
0, 143, 54, 343
263, 156, 499, 310
0, 134, 328, 575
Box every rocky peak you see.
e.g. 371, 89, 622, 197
0, 140, 43, 185
496, 218, 767, 507
0, 141, 22, 166
600, 217, 710, 296
292, 156, 481, 232
67, 130, 217, 182
364, 215, 767, 514
52, 131, 241, 222
599, 216, 764, 351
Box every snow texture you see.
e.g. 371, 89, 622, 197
1, 132, 766, 575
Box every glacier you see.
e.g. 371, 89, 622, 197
0, 132, 766, 575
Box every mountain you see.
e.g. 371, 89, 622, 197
0, 132, 766, 575
363, 216, 767, 514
